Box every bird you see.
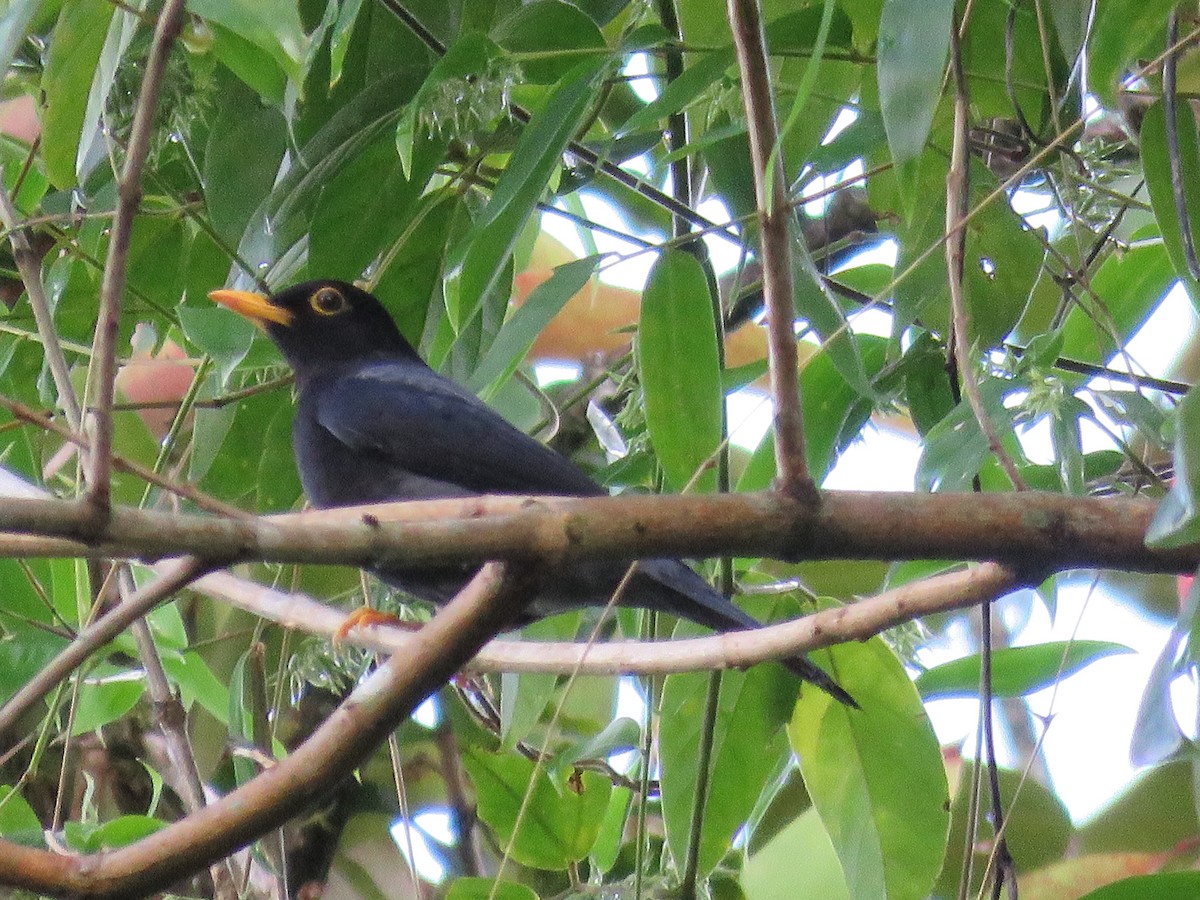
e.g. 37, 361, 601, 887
209, 279, 855, 707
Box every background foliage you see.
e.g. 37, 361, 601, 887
0, 0, 1198, 897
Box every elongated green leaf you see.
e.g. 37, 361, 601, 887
76, 0, 142, 186
446, 879, 538, 900
309, 133, 439, 282
189, 0, 307, 83
1061, 242, 1174, 363
916, 640, 1134, 699
329, 0, 366, 86
660, 616, 794, 879
464, 748, 611, 870
639, 250, 722, 493
1141, 100, 1200, 306
1081, 873, 1200, 900
203, 74, 288, 246
0, 2, 40, 91
876, 0, 953, 165
1147, 385, 1200, 548
445, 56, 608, 330
738, 335, 886, 491
1089, 0, 1177, 109
471, 255, 602, 398
41, 0, 115, 188
791, 638, 949, 900
493, 0, 606, 84
615, 48, 734, 139
72, 678, 143, 736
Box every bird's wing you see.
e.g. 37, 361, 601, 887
313, 362, 604, 496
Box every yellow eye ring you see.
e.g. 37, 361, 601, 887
309, 287, 349, 316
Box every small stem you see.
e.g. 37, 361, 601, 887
727, 0, 812, 497
83, 0, 188, 520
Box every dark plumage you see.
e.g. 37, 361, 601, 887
210, 279, 854, 706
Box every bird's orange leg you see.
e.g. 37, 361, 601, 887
333, 607, 420, 643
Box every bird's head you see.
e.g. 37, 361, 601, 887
209, 280, 420, 376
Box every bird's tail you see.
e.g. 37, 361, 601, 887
635, 559, 858, 709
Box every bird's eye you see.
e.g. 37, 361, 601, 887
309, 287, 349, 316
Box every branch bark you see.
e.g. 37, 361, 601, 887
188, 562, 1026, 674
84, 0, 188, 519
0, 490, 1186, 573
727, 0, 811, 497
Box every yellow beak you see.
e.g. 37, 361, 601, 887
208, 289, 293, 327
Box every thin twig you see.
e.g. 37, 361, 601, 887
191, 561, 1029, 676
83, 0, 188, 520
946, 31, 1028, 491
727, 0, 812, 498
0, 187, 81, 430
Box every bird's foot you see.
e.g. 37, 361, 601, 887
333, 606, 418, 644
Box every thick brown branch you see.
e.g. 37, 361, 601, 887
0, 491, 1187, 573
0, 564, 535, 898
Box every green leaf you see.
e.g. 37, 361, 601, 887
743, 809, 849, 900
72, 677, 143, 736
0, 784, 42, 845
1089, 0, 1178, 109
1081, 873, 1200, 900
190, 0, 307, 83
614, 48, 734, 139
639, 250, 722, 493
1140, 99, 1200, 306
916, 640, 1134, 699
1061, 242, 1174, 363
936, 762, 1071, 897
41, 0, 115, 188
660, 656, 793, 879
79, 815, 166, 850
309, 132, 439, 282
1147, 385, 1200, 548
791, 637, 949, 900
464, 748, 612, 870
160, 651, 231, 726
446, 878, 539, 900
209, 22, 287, 105
203, 74, 288, 246
499, 617, 576, 748
492, 0, 607, 84
178, 306, 256, 385
445, 56, 608, 330
876, 0, 952, 165
329, 0, 366, 87
75, 1, 141, 186
470, 255, 602, 398
0, 2, 41, 93
738, 335, 886, 491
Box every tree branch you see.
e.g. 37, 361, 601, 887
727, 0, 811, 497
189, 562, 1026, 675
0, 490, 1186, 573
83, 0, 188, 520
